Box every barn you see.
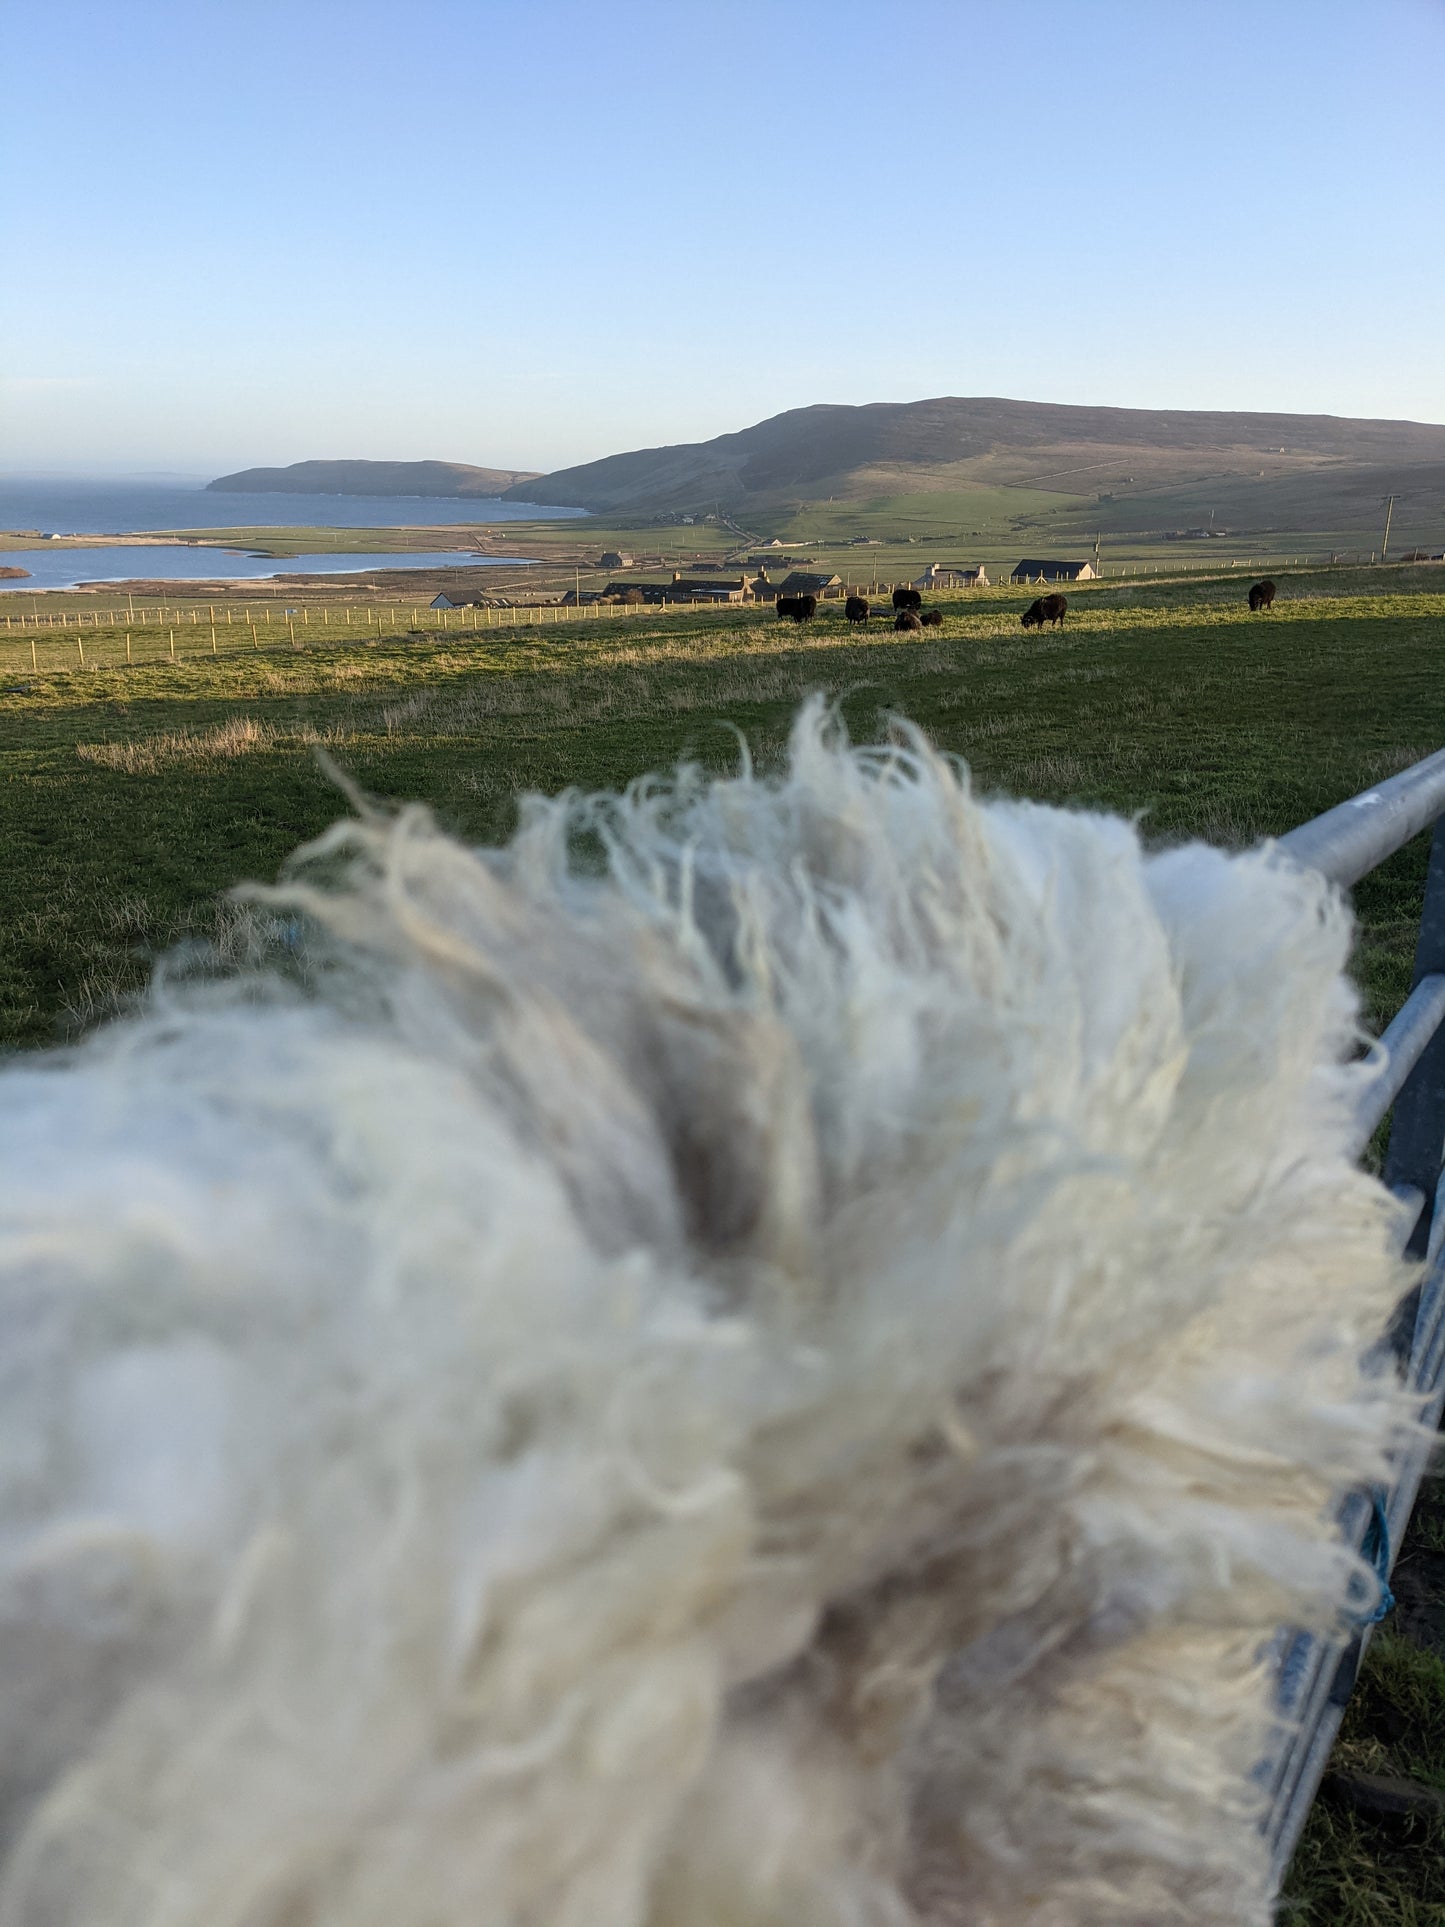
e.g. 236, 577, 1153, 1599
914, 563, 990, 589
667, 573, 752, 604
774, 570, 845, 601
1010, 559, 1096, 584
430, 588, 488, 609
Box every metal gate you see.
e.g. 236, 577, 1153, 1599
1264, 748, 1445, 1875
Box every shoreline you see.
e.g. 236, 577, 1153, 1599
0, 560, 539, 597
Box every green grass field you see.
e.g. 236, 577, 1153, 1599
5, 564, 1441, 1049
2, 564, 1443, 1919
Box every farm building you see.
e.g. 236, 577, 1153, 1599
596, 551, 634, 569
430, 588, 488, 609
914, 563, 989, 590
668, 574, 751, 604
1010, 559, 1097, 584
774, 570, 845, 601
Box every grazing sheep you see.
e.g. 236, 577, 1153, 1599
1021, 592, 1068, 631
0, 698, 1408, 1927
776, 593, 817, 623
1249, 579, 1278, 611
892, 585, 923, 612
919, 608, 943, 627
845, 594, 870, 624
894, 609, 923, 632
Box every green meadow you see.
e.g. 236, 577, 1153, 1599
4, 564, 1442, 1049
3, 563, 1445, 1918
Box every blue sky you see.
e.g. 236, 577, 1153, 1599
4, 0, 1443, 475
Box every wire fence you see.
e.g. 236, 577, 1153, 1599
0, 596, 679, 675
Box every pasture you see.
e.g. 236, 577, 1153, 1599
3, 566, 1441, 1053
2, 563, 1444, 1919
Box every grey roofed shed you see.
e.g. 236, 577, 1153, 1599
774, 570, 844, 598
1009, 559, 1096, 583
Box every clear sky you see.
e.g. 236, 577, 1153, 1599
4, 0, 1443, 476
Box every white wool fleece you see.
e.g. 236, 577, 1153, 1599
0, 697, 1413, 1927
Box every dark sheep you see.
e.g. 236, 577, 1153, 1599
776, 594, 817, 624
1040, 593, 1067, 628
892, 586, 923, 612
894, 610, 923, 633
1022, 594, 1067, 631
1248, 580, 1277, 612
919, 609, 943, 628
845, 595, 870, 624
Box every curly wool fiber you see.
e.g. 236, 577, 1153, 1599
0, 699, 1411, 1926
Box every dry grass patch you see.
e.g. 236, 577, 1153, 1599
76, 716, 341, 772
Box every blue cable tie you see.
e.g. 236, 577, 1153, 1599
1358, 1490, 1395, 1626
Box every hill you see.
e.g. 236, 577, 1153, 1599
207, 459, 542, 498
504, 397, 1445, 525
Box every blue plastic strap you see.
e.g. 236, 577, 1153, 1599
1357, 1491, 1395, 1626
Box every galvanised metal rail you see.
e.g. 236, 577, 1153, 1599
1265, 748, 1445, 1882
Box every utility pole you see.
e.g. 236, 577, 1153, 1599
1093, 531, 1101, 577
1382, 495, 1395, 564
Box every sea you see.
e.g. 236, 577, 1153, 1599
0, 478, 585, 592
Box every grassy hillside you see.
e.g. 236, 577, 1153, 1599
505, 396, 1445, 533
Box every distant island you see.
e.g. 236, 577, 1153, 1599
206, 459, 543, 499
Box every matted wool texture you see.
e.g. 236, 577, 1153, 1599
0, 700, 1413, 1926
